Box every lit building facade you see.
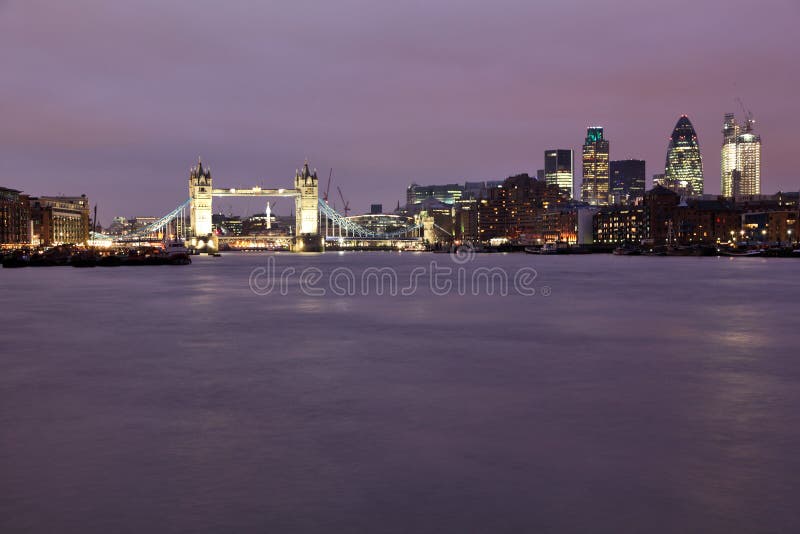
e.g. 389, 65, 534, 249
0, 187, 31, 245
610, 159, 646, 204
544, 149, 574, 198
406, 183, 464, 206
664, 115, 703, 196
29, 195, 90, 246
721, 112, 761, 196
346, 213, 413, 235
581, 127, 610, 206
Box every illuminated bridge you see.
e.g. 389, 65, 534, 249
92, 159, 451, 251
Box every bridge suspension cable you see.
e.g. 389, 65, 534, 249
318, 199, 424, 240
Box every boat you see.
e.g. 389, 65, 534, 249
163, 240, 192, 265
29, 246, 73, 267
70, 251, 98, 267
1, 251, 30, 268
613, 245, 641, 256
97, 254, 123, 267
717, 248, 763, 257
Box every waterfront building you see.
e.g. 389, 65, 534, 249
594, 205, 647, 245
610, 159, 646, 205
370, 204, 383, 215
741, 211, 798, 244
406, 183, 464, 206
478, 174, 567, 242
594, 185, 745, 246
721, 112, 761, 196
0, 187, 31, 246
544, 149, 574, 198
29, 195, 90, 246
664, 115, 704, 196
581, 127, 610, 206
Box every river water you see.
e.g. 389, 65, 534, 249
1, 252, 799, 533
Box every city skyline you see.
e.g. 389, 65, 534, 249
2, 1, 799, 222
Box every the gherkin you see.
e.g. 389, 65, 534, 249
665, 115, 704, 195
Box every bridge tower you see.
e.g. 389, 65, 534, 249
188, 157, 216, 251
293, 161, 323, 251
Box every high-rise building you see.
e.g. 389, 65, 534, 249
610, 159, 646, 204
544, 149, 574, 198
581, 127, 610, 206
721, 112, 761, 196
664, 115, 704, 196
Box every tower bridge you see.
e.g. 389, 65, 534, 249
95, 159, 444, 251
189, 158, 322, 252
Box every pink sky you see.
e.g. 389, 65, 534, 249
2, 0, 799, 221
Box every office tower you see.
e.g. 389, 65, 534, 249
544, 149, 574, 198
664, 115, 704, 196
610, 159, 646, 204
721, 112, 761, 196
581, 127, 610, 206
406, 183, 464, 206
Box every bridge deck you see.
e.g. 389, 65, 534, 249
211, 187, 298, 197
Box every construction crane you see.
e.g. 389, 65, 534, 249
323, 168, 333, 203
736, 97, 754, 132
337, 186, 351, 217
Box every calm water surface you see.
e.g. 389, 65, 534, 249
1, 252, 799, 533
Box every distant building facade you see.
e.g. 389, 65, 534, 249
406, 183, 464, 206
544, 149, 574, 198
721, 112, 761, 196
609, 159, 646, 204
581, 127, 610, 206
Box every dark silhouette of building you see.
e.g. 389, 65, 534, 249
610, 159, 646, 204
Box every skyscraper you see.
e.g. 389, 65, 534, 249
610, 159, 646, 204
581, 127, 610, 206
664, 115, 703, 196
721, 112, 761, 196
544, 149, 574, 198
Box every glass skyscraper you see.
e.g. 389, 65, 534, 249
581, 127, 610, 206
664, 115, 704, 196
610, 159, 646, 204
721, 112, 761, 196
544, 149, 574, 198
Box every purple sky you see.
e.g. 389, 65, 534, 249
2, 0, 799, 222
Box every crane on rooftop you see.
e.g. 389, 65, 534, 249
337, 186, 351, 217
